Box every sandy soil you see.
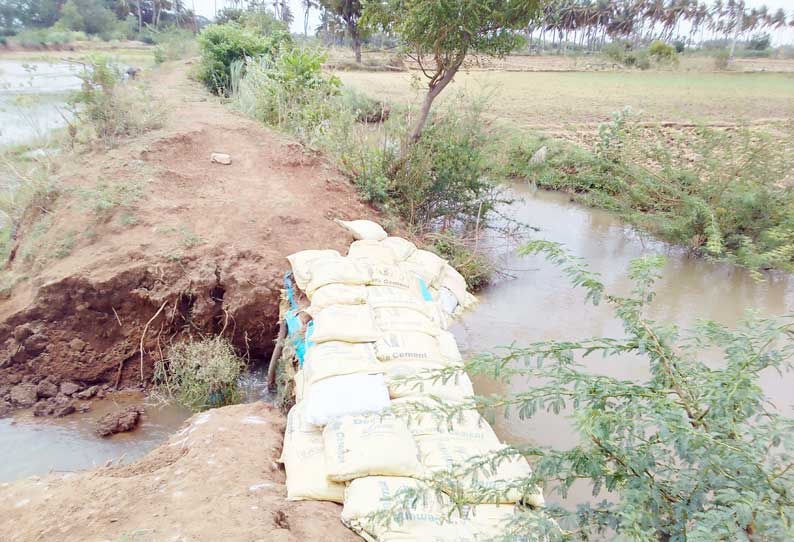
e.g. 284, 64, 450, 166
0, 402, 361, 542
0, 59, 378, 401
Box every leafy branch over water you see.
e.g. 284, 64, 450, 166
391, 240, 794, 541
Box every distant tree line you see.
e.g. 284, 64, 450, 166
0, 0, 199, 37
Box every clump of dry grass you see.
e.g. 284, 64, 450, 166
154, 336, 245, 411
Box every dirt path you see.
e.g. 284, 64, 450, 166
0, 59, 378, 403
0, 402, 362, 542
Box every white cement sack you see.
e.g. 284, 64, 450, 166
384, 362, 474, 401
304, 372, 391, 426
336, 219, 388, 241
304, 257, 371, 295
348, 239, 398, 264
375, 332, 447, 364
303, 341, 382, 385
416, 435, 541, 505
323, 413, 423, 481
438, 287, 459, 316
286, 249, 341, 291
439, 264, 469, 305
281, 404, 345, 503
404, 249, 447, 287
373, 306, 441, 336
309, 304, 381, 344
437, 331, 463, 365
307, 283, 368, 312
379, 237, 417, 261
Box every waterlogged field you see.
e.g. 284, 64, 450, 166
337, 68, 794, 130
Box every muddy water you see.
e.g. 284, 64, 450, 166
0, 392, 191, 482
450, 184, 794, 504
0, 60, 81, 147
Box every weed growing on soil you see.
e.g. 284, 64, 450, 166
69, 55, 164, 144
495, 117, 794, 274
154, 336, 245, 411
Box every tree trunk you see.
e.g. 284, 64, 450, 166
136, 0, 143, 32
409, 65, 459, 142
347, 20, 362, 63
728, 16, 741, 61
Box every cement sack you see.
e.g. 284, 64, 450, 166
403, 249, 447, 287
303, 341, 382, 386
304, 257, 371, 296
379, 236, 417, 261
307, 283, 368, 312
373, 306, 441, 337
309, 304, 381, 344
370, 264, 417, 291
281, 404, 345, 503
437, 331, 463, 365
304, 372, 390, 426
416, 435, 543, 505
348, 239, 398, 264
286, 249, 341, 291
375, 332, 449, 364
343, 476, 452, 539
391, 399, 499, 443
438, 287, 459, 316
323, 413, 423, 481
336, 219, 388, 241
294, 369, 306, 403
384, 362, 474, 401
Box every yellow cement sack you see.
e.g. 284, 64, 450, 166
342, 476, 450, 531
375, 332, 448, 364
367, 286, 442, 323
437, 331, 463, 365
348, 239, 398, 264
303, 341, 382, 385
404, 249, 447, 287
307, 283, 368, 312
415, 435, 542, 505
373, 306, 441, 337
286, 249, 341, 291
310, 304, 382, 344
281, 403, 345, 503
304, 257, 371, 295
391, 399, 499, 443
336, 219, 388, 241
304, 373, 391, 426
323, 413, 423, 481
384, 362, 474, 401
379, 236, 417, 261
369, 264, 417, 291
439, 264, 472, 306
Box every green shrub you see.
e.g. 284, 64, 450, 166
748, 33, 771, 51
673, 39, 685, 53
196, 24, 292, 95
714, 50, 730, 70
649, 40, 678, 65
154, 337, 245, 411
428, 231, 494, 290
150, 27, 196, 63
57, 0, 117, 36
69, 55, 163, 143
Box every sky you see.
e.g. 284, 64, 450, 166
190, 0, 794, 44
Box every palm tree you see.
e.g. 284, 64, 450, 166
302, 0, 317, 36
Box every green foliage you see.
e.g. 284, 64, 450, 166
68, 55, 163, 143
428, 231, 494, 290
196, 23, 292, 95
714, 50, 730, 70
239, 9, 290, 36
673, 39, 685, 53
748, 33, 771, 51
9, 27, 86, 47
389, 242, 794, 541
150, 27, 196, 64
154, 337, 245, 412
57, 0, 117, 36
649, 40, 678, 64
494, 117, 794, 274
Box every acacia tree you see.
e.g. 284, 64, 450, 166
385, 241, 794, 541
320, 0, 365, 62
363, 0, 545, 142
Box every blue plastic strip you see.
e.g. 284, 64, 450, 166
283, 271, 307, 366
418, 277, 433, 301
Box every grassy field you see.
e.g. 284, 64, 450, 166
337, 68, 794, 131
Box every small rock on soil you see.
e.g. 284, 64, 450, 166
36, 380, 59, 398
210, 152, 232, 165
59, 382, 81, 396
96, 405, 144, 437
32, 394, 75, 417
9, 383, 37, 407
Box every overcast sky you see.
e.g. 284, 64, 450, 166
190, 0, 794, 44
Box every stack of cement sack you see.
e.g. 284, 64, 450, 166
279, 219, 545, 542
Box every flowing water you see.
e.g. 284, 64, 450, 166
450, 183, 794, 505
0, 60, 81, 148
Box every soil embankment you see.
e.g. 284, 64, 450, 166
0, 58, 378, 411
0, 402, 361, 541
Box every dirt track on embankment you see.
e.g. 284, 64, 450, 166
0, 58, 378, 410
0, 402, 362, 541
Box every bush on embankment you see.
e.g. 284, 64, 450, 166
494, 111, 794, 274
